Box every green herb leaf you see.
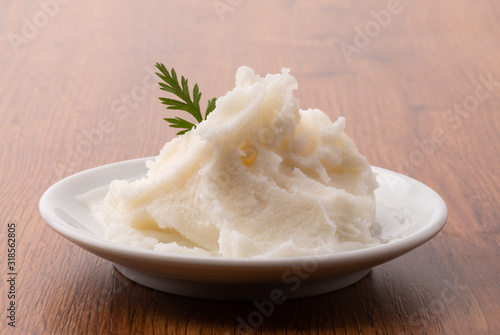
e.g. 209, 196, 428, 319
155, 62, 217, 135
206, 97, 217, 119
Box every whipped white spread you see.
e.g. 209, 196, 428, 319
89, 67, 379, 258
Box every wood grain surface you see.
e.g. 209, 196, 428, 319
1, 0, 499, 334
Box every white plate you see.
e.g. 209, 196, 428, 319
39, 157, 447, 300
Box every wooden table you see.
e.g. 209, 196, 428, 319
1, 0, 499, 334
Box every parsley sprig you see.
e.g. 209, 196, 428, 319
155, 62, 217, 135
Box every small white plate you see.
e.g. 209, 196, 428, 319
39, 157, 447, 300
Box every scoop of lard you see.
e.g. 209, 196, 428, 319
94, 66, 379, 258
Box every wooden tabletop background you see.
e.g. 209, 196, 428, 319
1, 0, 499, 334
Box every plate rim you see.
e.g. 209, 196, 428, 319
39, 157, 448, 282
